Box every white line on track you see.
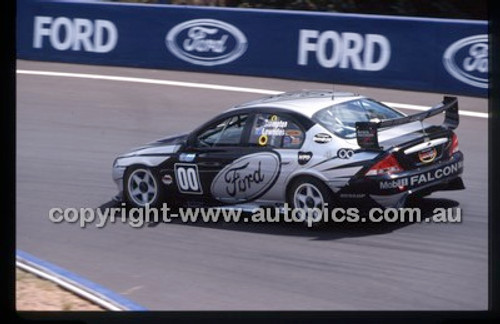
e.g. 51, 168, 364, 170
17, 69, 488, 119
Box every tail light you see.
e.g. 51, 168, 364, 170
365, 154, 404, 176
449, 133, 459, 155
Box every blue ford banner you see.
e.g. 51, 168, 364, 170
17, 0, 488, 97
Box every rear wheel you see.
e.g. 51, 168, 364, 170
287, 177, 335, 228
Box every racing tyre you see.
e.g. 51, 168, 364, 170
124, 166, 165, 208
287, 176, 335, 228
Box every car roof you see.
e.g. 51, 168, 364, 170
226, 90, 365, 118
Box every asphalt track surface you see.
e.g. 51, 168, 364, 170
16, 60, 488, 310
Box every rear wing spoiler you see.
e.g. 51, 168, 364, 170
355, 96, 459, 150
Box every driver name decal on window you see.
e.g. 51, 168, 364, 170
251, 114, 304, 149
261, 115, 288, 136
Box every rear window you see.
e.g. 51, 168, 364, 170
312, 98, 404, 138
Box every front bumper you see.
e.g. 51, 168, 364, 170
340, 152, 464, 208
112, 164, 126, 202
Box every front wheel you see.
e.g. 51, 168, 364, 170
287, 177, 335, 228
124, 166, 164, 208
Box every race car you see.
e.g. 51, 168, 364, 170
112, 90, 464, 218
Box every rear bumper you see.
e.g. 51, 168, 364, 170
339, 152, 464, 208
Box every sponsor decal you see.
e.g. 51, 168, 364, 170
211, 152, 280, 202
337, 148, 354, 159
33, 16, 118, 53
298, 152, 313, 165
379, 161, 463, 190
356, 122, 379, 149
179, 153, 196, 162
418, 147, 437, 164
313, 133, 332, 144
443, 34, 488, 89
258, 134, 268, 146
298, 29, 391, 71
340, 193, 365, 198
166, 19, 247, 66
161, 174, 173, 185
379, 177, 408, 190
174, 163, 203, 194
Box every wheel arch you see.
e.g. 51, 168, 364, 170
285, 171, 334, 201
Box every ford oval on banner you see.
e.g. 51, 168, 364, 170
443, 34, 488, 89
166, 19, 248, 66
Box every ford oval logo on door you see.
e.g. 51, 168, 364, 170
211, 152, 280, 203
443, 34, 488, 89
166, 19, 248, 66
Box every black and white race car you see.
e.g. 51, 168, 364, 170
112, 90, 464, 216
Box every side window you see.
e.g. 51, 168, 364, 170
196, 114, 248, 147
249, 113, 305, 149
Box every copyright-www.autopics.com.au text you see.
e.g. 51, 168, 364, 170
47, 203, 462, 228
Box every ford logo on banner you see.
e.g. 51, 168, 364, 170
443, 34, 488, 89
166, 19, 248, 66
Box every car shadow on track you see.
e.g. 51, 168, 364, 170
98, 198, 459, 241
